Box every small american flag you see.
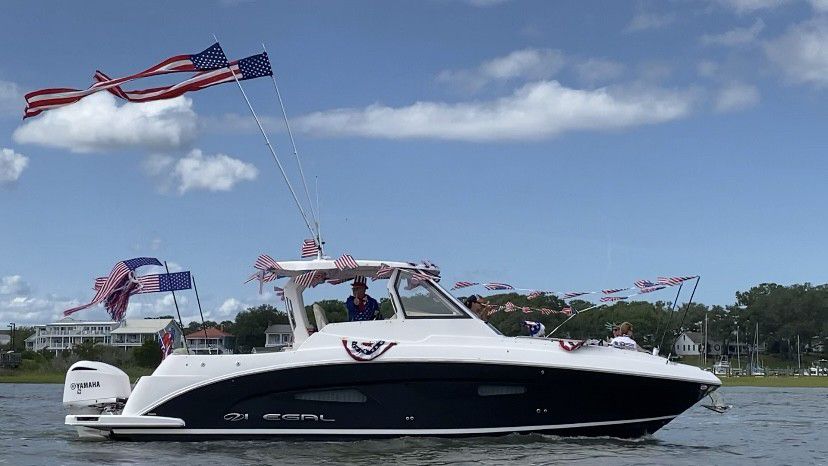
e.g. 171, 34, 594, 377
335, 254, 359, 270
540, 308, 553, 315
451, 281, 479, 290
561, 307, 573, 315
326, 277, 350, 285
255, 254, 283, 272
301, 239, 320, 258
158, 327, 176, 360
600, 296, 627, 303
562, 291, 588, 299
411, 272, 440, 283
504, 302, 516, 312
296, 270, 325, 288
521, 307, 532, 314
25, 43, 229, 118
373, 263, 394, 280
602, 288, 626, 294
527, 290, 544, 300
634, 279, 657, 289
638, 285, 666, 294
274, 286, 285, 301
658, 276, 697, 286
484, 282, 513, 291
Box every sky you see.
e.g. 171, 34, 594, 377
1, 0, 827, 326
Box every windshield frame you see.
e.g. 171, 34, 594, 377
392, 270, 473, 320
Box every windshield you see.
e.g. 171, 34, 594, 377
394, 270, 470, 319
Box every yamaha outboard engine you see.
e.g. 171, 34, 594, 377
63, 361, 131, 416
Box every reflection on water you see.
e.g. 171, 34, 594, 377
0, 385, 826, 466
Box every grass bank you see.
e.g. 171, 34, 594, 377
0, 367, 154, 384
719, 376, 828, 387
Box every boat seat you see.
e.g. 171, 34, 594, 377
313, 304, 329, 330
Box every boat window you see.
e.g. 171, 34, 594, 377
478, 385, 526, 396
394, 270, 470, 319
294, 389, 367, 403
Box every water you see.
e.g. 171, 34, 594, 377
1, 384, 826, 466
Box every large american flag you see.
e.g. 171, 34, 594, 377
64, 257, 162, 318
137, 272, 192, 293
95, 52, 272, 103
301, 238, 320, 258
24, 43, 228, 118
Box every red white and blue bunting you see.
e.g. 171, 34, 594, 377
342, 339, 397, 361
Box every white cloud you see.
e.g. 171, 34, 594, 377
1, 275, 31, 296
697, 60, 720, 78
714, 82, 760, 112
13, 92, 197, 153
0, 292, 81, 325
810, 0, 828, 12
701, 19, 765, 46
711, 0, 790, 14
573, 58, 626, 86
436, 48, 565, 92
216, 298, 246, 318
625, 11, 676, 32
296, 80, 697, 142
146, 149, 258, 194
0, 147, 28, 184
0, 80, 21, 116
765, 18, 828, 87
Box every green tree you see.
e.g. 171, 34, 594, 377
132, 338, 161, 368
233, 304, 288, 352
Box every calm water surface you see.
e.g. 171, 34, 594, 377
0, 384, 825, 465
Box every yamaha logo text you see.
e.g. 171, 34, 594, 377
70, 381, 101, 395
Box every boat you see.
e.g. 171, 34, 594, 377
712, 356, 731, 376
748, 323, 765, 376
807, 359, 827, 376
62, 259, 722, 441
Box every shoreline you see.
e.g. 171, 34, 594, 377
2, 373, 828, 387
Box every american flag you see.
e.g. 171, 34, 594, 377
540, 308, 553, 315
602, 288, 626, 294
274, 286, 285, 301
658, 276, 697, 286
638, 285, 666, 294
562, 291, 588, 299
158, 327, 176, 360
295, 270, 322, 288
527, 290, 545, 300
24, 43, 228, 118
335, 254, 359, 270
484, 282, 513, 291
634, 279, 657, 289
504, 302, 516, 312
64, 257, 162, 317
522, 307, 532, 314
561, 307, 573, 316
95, 52, 273, 104
301, 238, 320, 258
373, 263, 394, 280
255, 254, 283, 272
411, 272, 440, 283
451, 281, 478, 290
136, 272, 192, 293
600, 296, 628, 303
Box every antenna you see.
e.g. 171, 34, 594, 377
214, 35, 317, 241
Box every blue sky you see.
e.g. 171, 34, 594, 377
1, 0, 827, 325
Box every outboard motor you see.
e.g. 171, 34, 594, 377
63, 361, 131, 415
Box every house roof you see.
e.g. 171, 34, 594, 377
265, 324, 292, 334
111, 318, 175, 334
185, 327, 233, 339
679, 331, 703, 344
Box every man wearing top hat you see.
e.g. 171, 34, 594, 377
346, 276, 382, 321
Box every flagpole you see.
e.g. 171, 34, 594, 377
214, 36, 317, 241
315, 175, 323, 257
165, 261, 189, 355
262, 43, 320, 248
192, 275, 209, 344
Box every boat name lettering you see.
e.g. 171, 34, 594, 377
263, 414, 335, 422
70, 381, 100, 394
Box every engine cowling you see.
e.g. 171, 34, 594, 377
63, 361, 131, 414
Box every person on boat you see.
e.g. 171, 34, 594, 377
464, 294, 490, 319
610, 322, 641, 351
346, 276, 382, 321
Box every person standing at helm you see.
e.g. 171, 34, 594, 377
346, 276, 382, 321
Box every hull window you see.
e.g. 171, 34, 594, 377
478, 385, 526, 396
294, 389, 367, 403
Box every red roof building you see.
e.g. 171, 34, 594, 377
184, 327, 234, 354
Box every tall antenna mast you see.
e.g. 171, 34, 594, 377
215, 35, 316, 240
262, 43, 321, 251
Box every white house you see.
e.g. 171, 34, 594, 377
264, 324, 293, 349
0, 330, 10, 346
24, 317, 178, 353
110, 318, 178, 349
184, 327, 234, 354
674, 332, 703, 356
